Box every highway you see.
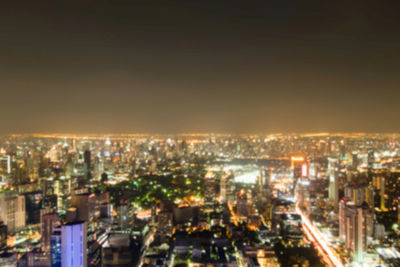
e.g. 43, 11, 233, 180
137, 227, 156, 267
296, 206, 344, 267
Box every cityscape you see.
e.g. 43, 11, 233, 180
2, 1, 400, 266
0, 133, 400, 266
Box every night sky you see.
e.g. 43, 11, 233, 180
1, 1, 400, 134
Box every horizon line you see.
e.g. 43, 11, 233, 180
4, 132, 400, 138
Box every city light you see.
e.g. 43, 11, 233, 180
0, 133, 398, 266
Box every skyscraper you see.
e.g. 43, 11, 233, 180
0, 221, 6, 251
340, 203, 371, 262
61, 221, 87, 267
367, 149, 374, 170
50, 227, 61, 267
380, 176, 386, 211
352, 152, 359, 171
84, 150, 91, 183
0, 193, 25, 233
41, 213, 58, 252
328, 157, 339, 210
204, 170, 216, 205
24, 191, 42, 225
257, 168, 264, 199
291, 155, 306, 195
340, 183, 374, 262
220, 170, 234, 203
344, 183, 374, 207
236, 190, 249, 218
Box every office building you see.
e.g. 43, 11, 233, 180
41, 213, 58, 252
344, 183, 374, 207
84, 149, 91, 183
101, 234, 133, 267
50, 227, 62, 267
328, 157, 339, 208
61, 221, 88, 267
0, 193, 25, 233
220, 171, 234, 203
0, 221, 6, 251
339, 202, 372, 262
204, 170, 216, 205
24, 192, 42, 225
367, 149, 374, 170
70, 193, 97, 222
236, 190, 249, 218
352, 152, 359, 171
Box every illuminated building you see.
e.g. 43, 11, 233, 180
380, 176, 386, 211
328, 157, 339, 210
291, 156, 305, 179
26, 155, 39, 182
236, 190, 249, 218
344, 183, 374, 208
70, 193, 103, 266
61, 221, 88, 267
0, 222, 6, 251
342, 183, 375, 240
340, 202, 372, 262
220, 171, 234, 203
374, 223, 385, 241
257, 168, 264, 198
84, 149, 92, 183
352, 152, 359, 171
50, 227, 61, 267
247, 214, 262, 229
53, 176, 72, 211
256, 249, 279, 267
367, 149, 374, 170
372, 170, 400, 212
117, 203, 131, 229
27, 249, 51, 266
65, 156, 74, 178
157, 212, 173, 240
0, 156, 11, 175
93, 156, 104, 181
84, 149, 91, 170
41, 213, 58, 252
339, 201, 346, 240
264, 167, 273, 197
7, 155, 10, 174
204, 170, 216, 205
101, 234, 133, 266
240, 247, 279, 267
0, 193, 25, 233
42, 194, 58, 212
291, 155, 307, 194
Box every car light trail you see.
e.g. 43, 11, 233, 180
302, 220, 335, 267
296, 206, 344, 267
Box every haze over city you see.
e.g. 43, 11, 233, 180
1, 1, 400, 134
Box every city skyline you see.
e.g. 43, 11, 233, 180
0, 133, 400, 266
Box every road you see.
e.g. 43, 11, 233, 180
137, 227, 156, 267
296, 206, 344, 267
